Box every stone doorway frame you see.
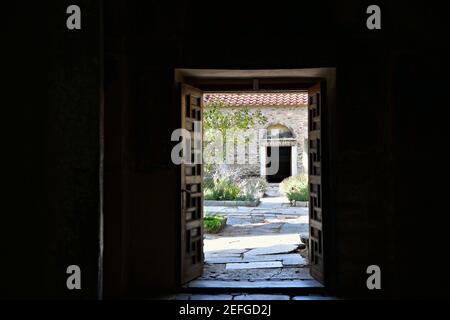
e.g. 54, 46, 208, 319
260, 138, 298, 178
174, 68, 337, 293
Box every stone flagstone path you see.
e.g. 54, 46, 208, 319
197, 184, 312, 285
161, 293, 336, 300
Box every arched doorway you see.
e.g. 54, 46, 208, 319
261, 124, 297, 183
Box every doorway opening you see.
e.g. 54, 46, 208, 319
176, 69, 333, 292
266, 146, 291, 183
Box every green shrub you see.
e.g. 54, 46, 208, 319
203, 175, 215, 190
286, 189, 309, 202
204, 187, 215, 200
205, 178, 242, 201
203, 165, 267, 201
238, 177, 268, 201
204, 177, 269, 201
280, 174, 308, 194
280, 174, 309, 203
204, 216, 226, 233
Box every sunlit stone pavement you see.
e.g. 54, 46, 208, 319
201, 192, 310, 283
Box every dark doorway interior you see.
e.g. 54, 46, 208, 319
266, 146, 291, 183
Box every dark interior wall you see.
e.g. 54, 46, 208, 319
104, 1, 181, 296
390, 53, 450, 298
3, 1, 101, 298
4, 0, 450, 299
44, 0, 102, 299
104, 0, 450, 299
46, 0, 102, 299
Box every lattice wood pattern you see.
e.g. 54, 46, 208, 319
308, 83, 324, 283
180, 84, 204, 284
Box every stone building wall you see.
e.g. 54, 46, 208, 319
219, 105, 308, 177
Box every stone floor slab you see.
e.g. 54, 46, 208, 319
205, 248, 247, 255
205, 205, 308, 217
206, 253, 305, 266
205, 257, 244, 264
226, 217, 253, 226
234, 294, 290, 300
200, 263, 312, 281
226, 261, 282, 270
188, 279, 323, 288
189, 294, 233, 300
244, 244, 299, 256
204, 234, 301, 252
281, 254, 306, 266
292, 295, 336, 300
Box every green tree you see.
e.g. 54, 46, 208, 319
203, 101, 268, 163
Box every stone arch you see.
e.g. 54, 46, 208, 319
265, 123, 295, 139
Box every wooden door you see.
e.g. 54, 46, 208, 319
180, 84, 204, 284
308, 83, 325, 283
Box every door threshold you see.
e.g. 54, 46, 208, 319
183, 279, 325, 294
162, 293, 337, 300
187, 279, 322, 289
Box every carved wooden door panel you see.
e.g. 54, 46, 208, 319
180, 84, 204, 284
308, 83, 324, 283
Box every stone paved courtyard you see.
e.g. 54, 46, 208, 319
192, 188, 313, 287
163, 293, 335, 300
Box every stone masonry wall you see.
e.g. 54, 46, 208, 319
216, 105, 308, 177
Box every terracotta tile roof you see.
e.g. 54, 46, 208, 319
204, 92, 308, 107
